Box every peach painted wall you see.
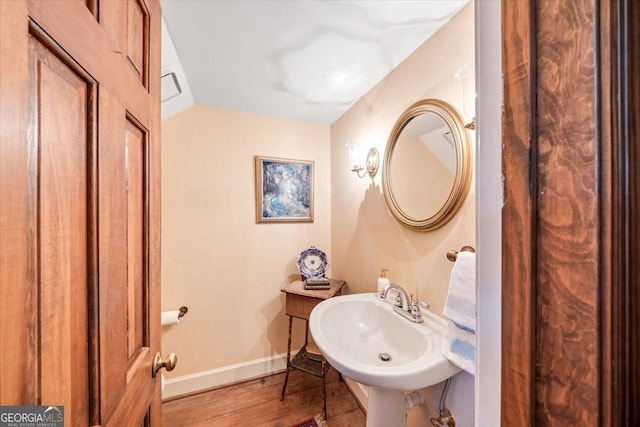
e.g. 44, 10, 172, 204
161, 105, 330, 378
330, 2, 475, 425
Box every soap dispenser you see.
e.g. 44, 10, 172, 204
377, 269, 390, 299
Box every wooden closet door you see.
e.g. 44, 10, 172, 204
0, 0, 163, 425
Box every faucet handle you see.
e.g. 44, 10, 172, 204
417, 300, 430, 309
409, 293, 430, 310
378, 283, 391, 300
410, 295, 421, 317
394, 291, 403, 307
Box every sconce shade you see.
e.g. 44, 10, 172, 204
346, 140, 364, 172
346, 140, 379, 178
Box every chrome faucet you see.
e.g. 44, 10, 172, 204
381, 283, 409, 311
380, 284, 423, 323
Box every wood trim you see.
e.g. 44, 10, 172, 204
145, 1, 163, 423
607, 1, 640, 424
576, 0, 638, 425
0, 0, 31, 404
28, 0, 151, 124
501, 0, 535, 424
503, 0, 638, 424
598, 0, 617, 423
534, 1, 600, 423
628, 2, 640, 422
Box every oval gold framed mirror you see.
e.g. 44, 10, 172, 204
382, 99, 472, 231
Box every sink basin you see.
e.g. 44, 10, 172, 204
309, 292, 460, 390
309, 293, 461, 426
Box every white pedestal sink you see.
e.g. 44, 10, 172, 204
309, 293, 460, 427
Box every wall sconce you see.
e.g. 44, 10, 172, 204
346, 140, 379, 179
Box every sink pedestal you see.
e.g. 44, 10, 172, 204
309, 293, 462, 427
366, 387, 407, 427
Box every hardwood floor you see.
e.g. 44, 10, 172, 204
162, 369, 366, 427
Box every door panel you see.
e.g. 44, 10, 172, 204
126, 118, 147, 361
28, 30, 93, 426
0, 0, 162, 425
97, 89, 129, 422
126, 0, 149, 85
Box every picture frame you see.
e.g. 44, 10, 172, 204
255, 156, 314, 223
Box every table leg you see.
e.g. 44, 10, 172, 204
280, 315, 293, 401
304, 319, 309, 346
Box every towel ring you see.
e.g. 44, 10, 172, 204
447, 246, 475, 262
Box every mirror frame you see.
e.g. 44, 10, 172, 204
382, 99, 472, 231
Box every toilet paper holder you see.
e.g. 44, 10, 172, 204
161, 306, 189, 327
178, 306, 188, 319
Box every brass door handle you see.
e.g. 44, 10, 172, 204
152, 352, 177, 377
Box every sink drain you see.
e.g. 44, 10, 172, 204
378, 352, 392, 362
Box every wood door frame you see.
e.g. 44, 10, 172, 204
501, 0, 639, 425
0, 0, 32, 404
501, 0, 535, 423
609, 0, 640, 421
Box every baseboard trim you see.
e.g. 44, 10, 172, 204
343, 377, 368, 412
162, 351, 294, 400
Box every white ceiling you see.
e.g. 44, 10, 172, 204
160, 0, 468, 124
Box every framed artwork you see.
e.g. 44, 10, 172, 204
255, 156, 314, 223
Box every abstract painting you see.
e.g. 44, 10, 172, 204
255, 156, 314, 223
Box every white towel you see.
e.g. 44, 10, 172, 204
443, 251, 476, 332
442, 251, 476, 375
442, 320, 476, 376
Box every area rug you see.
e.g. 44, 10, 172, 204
290, 413, 326, 427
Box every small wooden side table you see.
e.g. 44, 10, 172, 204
280, 279, 346, 419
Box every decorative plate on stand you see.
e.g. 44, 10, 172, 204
297, 246, 328, 279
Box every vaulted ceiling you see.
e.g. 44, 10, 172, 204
160, 0, 468, 124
